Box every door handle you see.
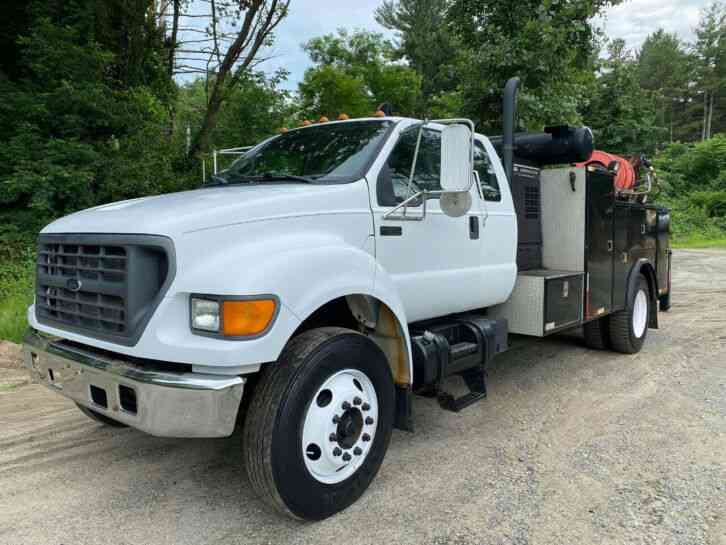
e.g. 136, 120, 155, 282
607, 240, 613, 252
469, 216, 480, 240
380, 226, 402, 237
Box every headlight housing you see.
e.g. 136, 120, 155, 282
190, 295, 278, 338
191, 298, 220, 332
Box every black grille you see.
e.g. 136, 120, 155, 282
37, 243, 128, 334
36, 234, 174, 345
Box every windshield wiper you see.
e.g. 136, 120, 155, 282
205, 174, 229, 186
206, 172, 321, 186
255, 172, 321, 184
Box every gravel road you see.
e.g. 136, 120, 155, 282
1, 249, 725, 545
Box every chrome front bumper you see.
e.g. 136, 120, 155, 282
23, 330, 245, 438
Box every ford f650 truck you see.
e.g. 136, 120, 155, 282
23, 79, 671, 520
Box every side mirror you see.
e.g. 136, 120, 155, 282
440, 125, 473, 192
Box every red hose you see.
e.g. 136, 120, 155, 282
577, 150, 636, 191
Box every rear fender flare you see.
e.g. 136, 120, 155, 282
627, 258, 659, 329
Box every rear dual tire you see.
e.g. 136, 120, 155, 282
243, 327, 395, 521
583, 315, 611, 350
608, 276, 650, 354
583, 275, 651, 354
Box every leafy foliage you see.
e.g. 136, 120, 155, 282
375, 0, 457, 107
583, 39, 665, 155
299, 30, 423, 119
446, 0, 622, 132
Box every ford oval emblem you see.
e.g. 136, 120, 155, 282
66, 278, 82, 292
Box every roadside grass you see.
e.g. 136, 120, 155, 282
0, 291, 32, 344
0, 247, 35, 344
672, 236, 726, 249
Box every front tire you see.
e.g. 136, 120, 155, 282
243, 327, 395, 520
609, 276, 650, 354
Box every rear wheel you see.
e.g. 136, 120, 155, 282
76, 404, 128, 428
609, 276, 650, 354
243, 327, 395, 520
583, 316, 611, 350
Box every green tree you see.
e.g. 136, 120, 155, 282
638, 30, 694, 142
448, 0, 622, 133
176, 69, 294, 164
298, 29, 423, 119
693, 2, 726, 140
582, 39, 663, 155
375, 0, 457, 106
0, 0, 186, 239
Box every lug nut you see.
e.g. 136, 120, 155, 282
329, 433, 338, 442
332, 415, 341, 424
362, 433, 371, 442
353, 447, 362, 456
353, 397, 362, 406
362, 403, 370, 411
365, 416, 374, 425
342, 401, 351, 410
333, 447, 342, 457
342, 452, 352, 462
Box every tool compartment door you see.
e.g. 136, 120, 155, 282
585, 169, 615, 320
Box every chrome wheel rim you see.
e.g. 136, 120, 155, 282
633, 289, 648, 339
302, 369, 379, 484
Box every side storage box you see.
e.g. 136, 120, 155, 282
490, 270, 584, 337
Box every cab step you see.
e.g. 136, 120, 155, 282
410, 315, 508, 412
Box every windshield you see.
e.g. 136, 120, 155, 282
216, 120, 394, 184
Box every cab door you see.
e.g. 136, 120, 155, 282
370, 125, 489, 323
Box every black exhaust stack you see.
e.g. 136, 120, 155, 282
503, 77, 520, 185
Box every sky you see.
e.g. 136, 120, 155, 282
260, 0, 712, 90
181, 0, 712, 90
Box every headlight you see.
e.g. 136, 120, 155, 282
190, 295, 278, 338
191, 298, 220, 332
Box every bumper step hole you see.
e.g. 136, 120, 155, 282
90, 385, 108, 408
119, 385, 137, 414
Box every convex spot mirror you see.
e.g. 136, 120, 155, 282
440, 124, 473, 193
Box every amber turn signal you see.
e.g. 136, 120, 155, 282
222, 299, 277, 337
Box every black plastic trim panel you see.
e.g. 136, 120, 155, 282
35, 233, 176, 347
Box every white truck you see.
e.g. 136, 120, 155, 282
23, 79, 671, 520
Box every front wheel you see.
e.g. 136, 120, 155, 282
243, 327, 395, 520
609, 275, 650, 354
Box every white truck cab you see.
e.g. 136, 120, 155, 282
23, 79, 671, 520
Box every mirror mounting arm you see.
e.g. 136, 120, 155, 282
383, 190, 435, 222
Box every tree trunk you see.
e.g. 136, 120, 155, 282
167, 0, 180, 78
702, 91, 708, 141
188, 0, 288, 159
706, 92, 715, 140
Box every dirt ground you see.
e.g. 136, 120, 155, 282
1, 249, 725, 545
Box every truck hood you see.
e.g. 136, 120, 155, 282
42, 181, 370, 237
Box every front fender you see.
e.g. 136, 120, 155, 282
171, 219, 414, 375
